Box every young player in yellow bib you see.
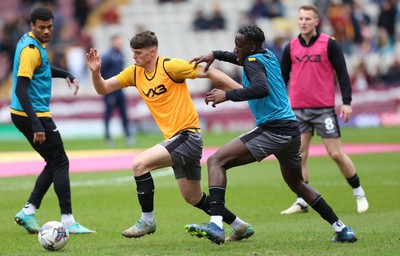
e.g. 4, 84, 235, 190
86, 30, 254, 241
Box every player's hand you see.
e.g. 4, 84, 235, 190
33, 132, 46, 144
205, 89, 227, 108
66, 77, 79, 95
86, 48, 101, 72
340, 104, 352, 123
190, 52, 215, 71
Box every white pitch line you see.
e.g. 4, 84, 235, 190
70, 168, 173, 187
0, 168, 173, 191
2, 169, 397, 191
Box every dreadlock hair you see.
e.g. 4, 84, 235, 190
130, 30, 158, 49
237, 24, 265, 46
30, 7, 54, 24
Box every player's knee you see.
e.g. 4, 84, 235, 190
301, 152, 308, 162
283, 174, 304, 192
47, 151, 69, 171
207, 154, 222, 168
292, 181, 308, 194
328, 150, 342, 162
56, 153, 69, 164
286, 179, 300, 190
132, 158, 148, 176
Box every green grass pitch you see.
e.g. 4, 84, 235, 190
0, 127, 399, 255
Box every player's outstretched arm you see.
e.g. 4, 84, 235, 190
86, 48, 122, 95
197, 66, 242, 91
190, 52, 215, 71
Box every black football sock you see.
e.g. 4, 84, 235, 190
194, 192, 236, 224
209, 186, 226, 216
135, 173, 154, 212
310, 195, 339, 225
347, 173, 361, 188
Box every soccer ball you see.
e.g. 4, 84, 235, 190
38, 221, 69, 251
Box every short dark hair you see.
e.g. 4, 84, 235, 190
129, 30, 158, 49
30, 7, 54, 24
238, 25, 265, 45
